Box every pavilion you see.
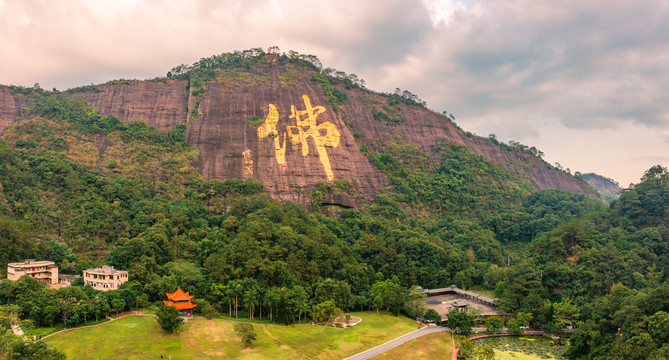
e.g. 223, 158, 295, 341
163, 287, 197, 318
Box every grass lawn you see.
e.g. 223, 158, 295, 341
374, 331, 455, 359
45, 311, 419, 359
23, 318, 111, 338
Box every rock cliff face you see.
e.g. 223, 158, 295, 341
69, 80, 188, 129
0, 65, 599, 205
184, 66, 388, 206
339, 89, 597, 197
0, 85, 31, 134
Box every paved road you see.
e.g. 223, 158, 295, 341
343, 326, 451, 360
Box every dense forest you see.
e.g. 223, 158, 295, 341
1, 50, 668, 359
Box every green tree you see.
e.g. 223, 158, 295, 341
403, 286, 427, 319
448, 311, 474, 335
424, 308, 442, 325
506, 317, 522, 335
110, 298, 126, 316
553, 298, 579, 329
484, 316, 504, 333
648, 311, 669, 347
621, 332, 656, 360
312, 301, 340, 324
156, 305, 183, 332
370, 279, 408, 315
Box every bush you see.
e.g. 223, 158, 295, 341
233, 322, 257, 348
312, 301, 341, 324
246, 116, 264, 126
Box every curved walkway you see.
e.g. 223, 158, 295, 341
343, 326, 450, 360
38, 312, 157, 341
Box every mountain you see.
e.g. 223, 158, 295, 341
2, 50, 667, 359
0, 50, 598, 208
581, 172, 622, 201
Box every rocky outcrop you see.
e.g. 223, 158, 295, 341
0, 64, 599, 205
69, 80, 188, 129
0, 85, 31, 134
186, 66, 388, 206
340, 89, 597, 197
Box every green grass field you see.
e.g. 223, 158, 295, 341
374, 331, 455, 359
44, 312, 419, 359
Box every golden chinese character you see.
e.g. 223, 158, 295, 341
257, 104, 287, 164
257, 95, 340, 180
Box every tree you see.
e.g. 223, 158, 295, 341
43, 305, 61, 327
7, 339, 66, 360
370, 279, 408, 315
156, 305, 183, 332
233, 322, 257, 348
648, 311, 669, 346
229, 280, 243, 318
198, 300, 218, 319
516, 312, 533, 327
312, 301, 340, 324
621, 332, 656, 360
289, 286, 309, 323
506, 317, 522, 335
484, 316, 504, 334
424, 309, 442, 325
553, 298, 579, 329
372, 296, 383, 314
314, 278, 353, 310
448, 311, 474, 335
110, 298, 126, 316
242, 278, 261, 320
403, 286, 427, 319
275, 291, 295, 325
265, 288, 280, 322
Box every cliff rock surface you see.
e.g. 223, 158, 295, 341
0, 64, 599, 205
0, 85, 31, 134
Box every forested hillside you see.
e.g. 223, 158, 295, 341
0, 49, 667, 359
582, 173, 622, 202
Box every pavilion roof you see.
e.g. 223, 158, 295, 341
163, 300, 197, 310
166, 287, 194, 301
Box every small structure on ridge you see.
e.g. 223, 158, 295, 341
164, 287, 197, 318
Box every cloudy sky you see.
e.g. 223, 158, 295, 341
1, 0, 668, 186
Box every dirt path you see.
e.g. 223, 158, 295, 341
38, 312, 157, 341
261, 324, 298, 353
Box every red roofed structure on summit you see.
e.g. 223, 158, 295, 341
163, 287, 197, 317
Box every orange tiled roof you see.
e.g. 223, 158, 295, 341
166, 287, 194, 301
163, 300, 197, 310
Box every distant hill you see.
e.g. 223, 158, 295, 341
581, 173, 622, 200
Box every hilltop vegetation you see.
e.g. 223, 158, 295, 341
0, 49, 668, 358
581, 173, 622, 201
